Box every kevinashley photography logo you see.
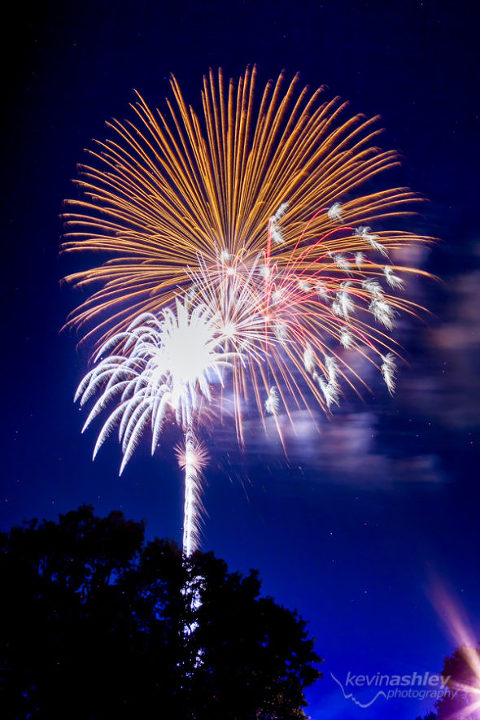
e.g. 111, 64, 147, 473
331, 670, 458, 709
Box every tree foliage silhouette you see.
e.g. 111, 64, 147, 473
415, 643, 480, 719
0, 505, 321, 719
435, 643, 480, 719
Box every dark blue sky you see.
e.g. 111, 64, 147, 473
2, 1, 480, 717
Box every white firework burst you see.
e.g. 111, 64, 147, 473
76, 300, 235, 555
318, 356, 341, 409
265, 386, 280, 415
381, 353, 397, 395
327, 201, 343, 222
384, 265, 405, 289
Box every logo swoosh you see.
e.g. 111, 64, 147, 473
330, 672, 387, 708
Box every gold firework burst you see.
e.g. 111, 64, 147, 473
62, 66, 432, 352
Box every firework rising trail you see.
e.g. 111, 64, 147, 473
175, 427, 209, 557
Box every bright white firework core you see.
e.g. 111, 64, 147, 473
163, 319, 216, 387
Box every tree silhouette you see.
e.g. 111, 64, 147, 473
415, 643, 480, 720
435, 644, 480, 719
0, 505, 321, 719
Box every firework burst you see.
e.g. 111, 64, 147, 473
75, 301, 234, 554
62, 67, 431, 353
65, 67, 433, 550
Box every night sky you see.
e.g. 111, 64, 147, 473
2, 1, 480, 718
